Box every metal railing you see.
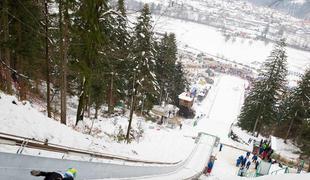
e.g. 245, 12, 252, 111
0, 131, 180, 165
270, 167, 289, 175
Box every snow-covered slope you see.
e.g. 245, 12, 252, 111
0, 92, 195, 162
0, 92, 108, 153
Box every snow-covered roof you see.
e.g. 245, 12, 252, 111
178, 92, 194, 101
152, 104, 179, 116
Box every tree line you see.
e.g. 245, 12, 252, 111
238, 39, 310, 157
0, 0, 187, 129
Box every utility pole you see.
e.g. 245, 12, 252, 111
126, 73, 136, 143
45, 0, 51, 118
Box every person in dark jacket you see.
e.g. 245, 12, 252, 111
241, 156, 248, 167
31, 168, 77, 180
236, 155, 243, 167
246, 161, 251, 169
206, 160, 214, 174
246, 152, 251, 157
252, 154, 258, 163
219, 143, 223, 151
255, 161, 260, 170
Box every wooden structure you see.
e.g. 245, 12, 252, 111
178, 92, 194, 108
178, 92, 195, 118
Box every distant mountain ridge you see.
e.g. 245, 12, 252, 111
246, 0, 310, 19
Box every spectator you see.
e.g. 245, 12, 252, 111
246, 161, 251, 169
238, 166, 246, 177
236, 155, 243, 167
219, 143, 223, 152
252, 154, 258, 163
255, 161, 260, 170
241, 156, 248, 167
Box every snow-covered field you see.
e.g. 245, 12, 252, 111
152, 15, 310, 74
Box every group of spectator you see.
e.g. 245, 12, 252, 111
236, 138, 277, 177
256, 139, 274, 163
236, 151, 258, 176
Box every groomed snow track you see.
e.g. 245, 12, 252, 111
0, 132, 219, 180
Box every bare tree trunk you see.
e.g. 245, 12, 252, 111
2, 0, 12, 94
45, 0, 51, 118
89, 118, 95, 135
16, 18, 27, 100
88, 96, 91, 117
253, 104, 263, 136
126, 73, 136, 143
76, 77, 87, 126
84, 95, 90, 117
284, 117, 295, 143
59, 0, 68, 125
108, 72, 114, 115
256, 123, 262, 137
94, 105, 98, 119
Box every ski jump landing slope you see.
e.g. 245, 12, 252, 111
0, 133, 218, 180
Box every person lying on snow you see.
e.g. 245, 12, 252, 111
31, 168, 77, 180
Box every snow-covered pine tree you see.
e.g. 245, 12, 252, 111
155, 33, 187, 106
155, 33, 177, 103
171, 62, 188, 106
277, 67, 309, 142
238, 39, 288, 136
132, 4, 159, 110
287, 68, 310, 155
105, 0, 131, 113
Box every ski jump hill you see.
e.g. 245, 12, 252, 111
0, 132, 219, 180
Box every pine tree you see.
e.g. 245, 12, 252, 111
105, 0, 131, 115
155, 33, 184, 105
132, 4, 159, 109
58, 0, 71, 124
238, 39, 288, 136
3, 0, 45, 100
171, 62, 188, 105
0, 0, 12, 94
71, 0, 110, 125
284, 68, 310, 154
126, 4, 159, 142
44, 0, 51, 118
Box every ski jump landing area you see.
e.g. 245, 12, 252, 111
0, 132, 219, 180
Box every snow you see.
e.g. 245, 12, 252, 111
0, 73, 305, 179
271, 136, 300, 160
293, 0, 306, 5
0, 91, 195, 163
194, 75, 246, 145
152, 15, 310, 74
207, 145, 247, 179
178, 92, 194, 102
207, 173, 310, 180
